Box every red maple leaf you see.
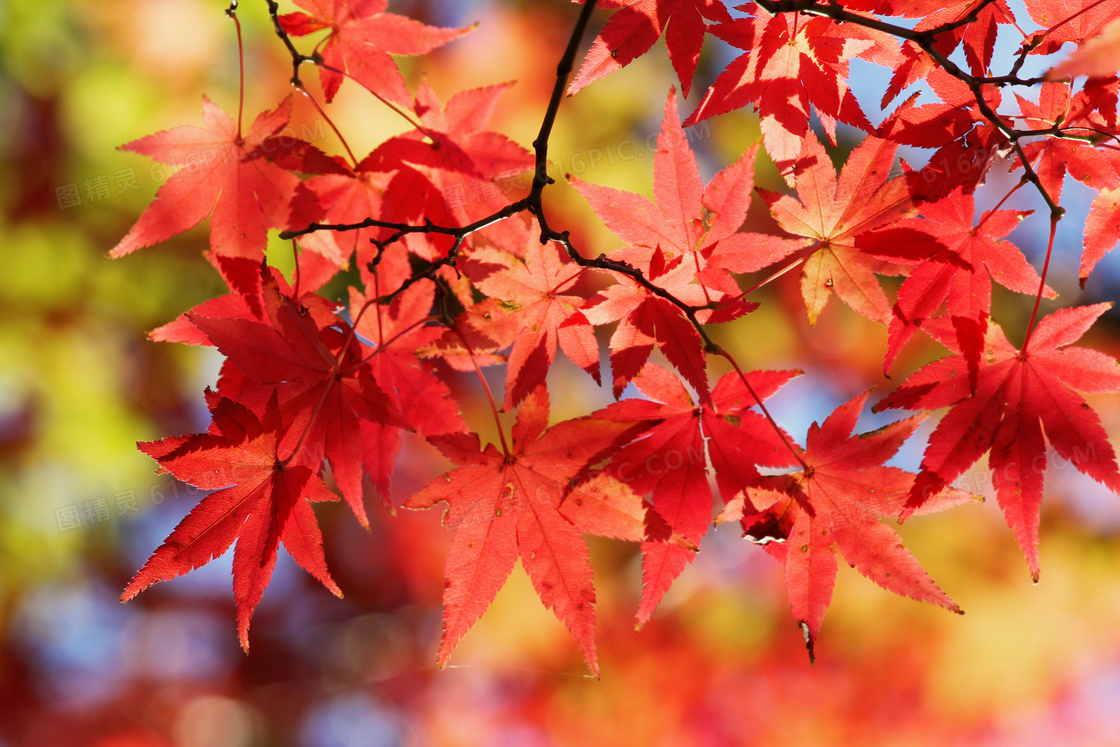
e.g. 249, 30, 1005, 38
882, 69, 1007, 201
559, 472, 693, 549
1047, 15, 1120, 78
882, 188, 1053, 380
349, 277, 467, 511
121, 392, 342, 651
404, 386, 650, 675
718, 391, 974, 663
278, 0, 472, 105
759, 132, 926, 325
109, 96, 321, 266
569, 0, 732, 97
1084, 187, 1120, 281
1024, 0, 1120, 56
187, 273, 406, 528
594, 363, 800, 625
686, 7, 900, 175
453, 237, 600, 409
1015, 81, 1120, 204
365, 79, 534, 259
875, 306, 1120, 580
574, 92, 797, 397
299, 157, 396, 271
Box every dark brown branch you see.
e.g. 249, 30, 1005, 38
754, 0, 1064, 218
529, 0, 599, 201
264, 0, 318, 86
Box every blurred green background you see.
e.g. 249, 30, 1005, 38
3, 1, 1120, 745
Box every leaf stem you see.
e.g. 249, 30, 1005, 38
975, 177, 1027, 230
734, 246, 815, 300
454, 327, 511, 457
1021, 214, 1058, 352
294, 84, 359, 167
227, 1, 245, 138
717, 350, 810, 472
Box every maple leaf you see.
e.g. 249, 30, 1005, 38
454, 237, 600, 409
718, 391, 974, 663
1015, 81, 1120, 205
686, 7, 900, 175
187, 273, 406, 528
1047, 15, 1120, 78
122, 392, 342, 652
881, 188, 1054, 380
559, 472, 693, 549
594, 363, 800, 625
299, 157, 396, 271
574, 92, 799, 396
404, 386, 650, 675
875, 306, 1120, 580
1024, 0, 1120, 56
759, 132, 922, 325
568, 0, 732, 97
882, 70, 1008, 201
349, 277, 467, 511
278, 0, 472, 105
150, 259, 340, 346
364, 79, 534, 259
110, 96, 321, 266
871, 0, 1018, 102
1084, 187, 1120, 281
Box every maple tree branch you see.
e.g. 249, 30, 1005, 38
280, 201, 530, 245
529, 0, 598, 202
757, 0, 1046, 88
922, 0, 1001, 39
1059, 126, 1120, 146
264, 0, 318, 87
756, 0, 1064, 221
282, 201, 531, 304
1007, 31, 1044, 80
518, 0, 727, 349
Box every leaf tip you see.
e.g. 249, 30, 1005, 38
799, 621, 816, 666
897, 504, 916, 524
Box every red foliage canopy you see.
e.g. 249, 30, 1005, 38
114, 0, 1120, 669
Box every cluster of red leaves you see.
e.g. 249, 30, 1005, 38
114, 0, 1120, 670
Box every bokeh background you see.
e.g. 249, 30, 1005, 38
3, 0, 1120, 744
